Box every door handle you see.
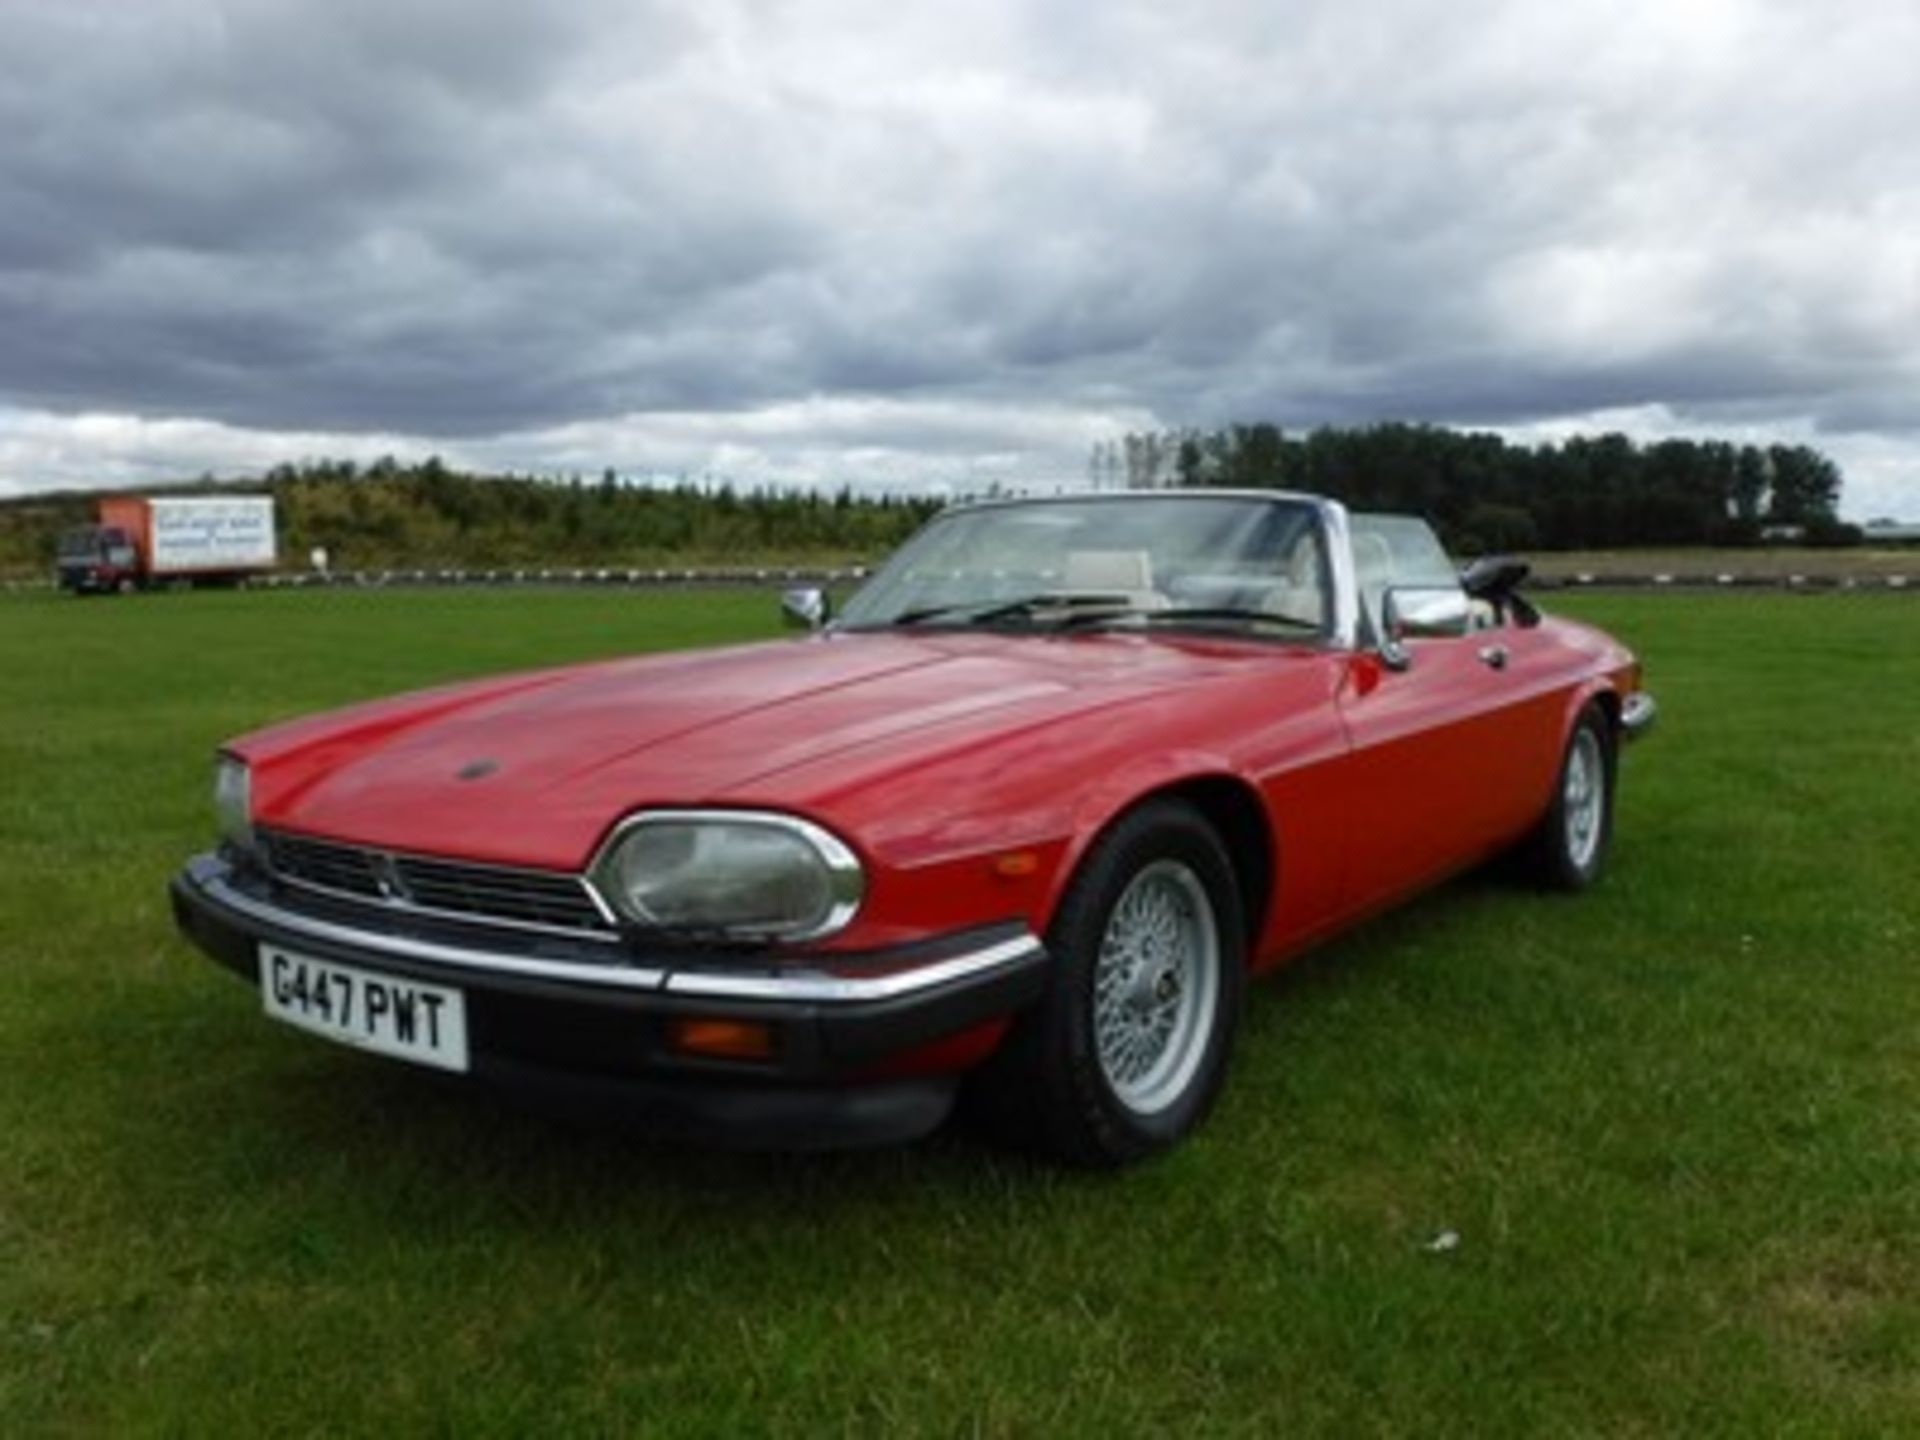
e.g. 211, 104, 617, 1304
1478, 644, 1509, 671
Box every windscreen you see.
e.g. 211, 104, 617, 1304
57, 528, 103, 561
837, 495, 1329, 636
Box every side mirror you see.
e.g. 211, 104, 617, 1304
781, 586, 829, 630
1378, 585, 1472, 671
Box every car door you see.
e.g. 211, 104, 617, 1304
1334, 636, 1518, 910
1331, 516, 1550, 913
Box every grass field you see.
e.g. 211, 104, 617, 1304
4, 587, 1917, 1435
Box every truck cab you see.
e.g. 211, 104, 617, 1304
56, 525, 140, 594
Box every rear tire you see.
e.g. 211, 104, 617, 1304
1521, 703, 1616, 890
968, 799, 1245, 1167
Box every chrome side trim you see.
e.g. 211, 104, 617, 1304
664, 934, 1045, 1003
1620, 691, 1658, 740
194, 864, 1043, 1004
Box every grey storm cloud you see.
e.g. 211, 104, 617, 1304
1, 0, 1917, 509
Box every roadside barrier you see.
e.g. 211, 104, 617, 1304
241, 565, 870, 589
7, 567, 1915, 594
1529, 572, 1913, 592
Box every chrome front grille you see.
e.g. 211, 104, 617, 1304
263, 831, 387, 898
258, 830, 613, 937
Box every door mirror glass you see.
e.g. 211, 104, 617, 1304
1378, 585, 1472, 670
782, 586, 829, 630
1384, 585, 1472, 639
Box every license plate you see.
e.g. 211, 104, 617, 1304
260, 946, 469, 1073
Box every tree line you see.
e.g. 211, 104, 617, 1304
266, 458, 944, 569
0, 429, 1860, 579
0, 458, 941, 577
1087, 423, 1855, 553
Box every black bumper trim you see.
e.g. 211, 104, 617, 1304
477, 1062, 961, 1152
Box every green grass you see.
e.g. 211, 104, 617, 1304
3, 587, 1917, 1435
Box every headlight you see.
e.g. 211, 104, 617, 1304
213, 754, 254, 852
590, 811, 864, 941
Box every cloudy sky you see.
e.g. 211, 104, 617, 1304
2, 0, 1916, 515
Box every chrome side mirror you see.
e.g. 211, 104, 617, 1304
781, 585, 829, 630
1379, 585, 1472, 671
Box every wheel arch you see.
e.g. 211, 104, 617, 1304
1556, 677, 1625, 764
1589, 684, 1622, 737
1528, 679, 1620, 822
1039, 770, 1274, 967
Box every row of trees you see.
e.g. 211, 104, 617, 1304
1087, 424, 1852, 552
0, 429, 1858, 577
261, 458, 941, 569
0, 459, 942, 576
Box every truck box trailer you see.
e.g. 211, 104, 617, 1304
57, 495, 277, 593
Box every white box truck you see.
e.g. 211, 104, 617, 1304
57, 495, 277, 593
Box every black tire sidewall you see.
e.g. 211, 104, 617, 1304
1039, 799, 1246, 1162
1544, 705, 1616, 889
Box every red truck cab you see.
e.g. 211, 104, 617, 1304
55, 523, 141, 594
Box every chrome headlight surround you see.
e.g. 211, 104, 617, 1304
213, 753, 254, 853
587, 810, 865, 942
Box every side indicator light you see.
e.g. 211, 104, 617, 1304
991, 850, 1039, 878
669, 1017, 777, 1062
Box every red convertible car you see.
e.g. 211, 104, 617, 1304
173, 491, 1654, 1165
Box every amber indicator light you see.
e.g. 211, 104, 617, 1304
669, 1017, 777, 1062
991, 850, 1039, 878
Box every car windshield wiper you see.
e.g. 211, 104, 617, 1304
1055, 606, 1322, 635
880, 593, 1138, 628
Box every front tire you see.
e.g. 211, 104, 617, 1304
1521, 703, 1616, 890
969, 799, 1245, 1167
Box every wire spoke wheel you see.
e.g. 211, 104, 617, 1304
1520, 703, 1614, 892
965, 798, 1243, 1166
1563, 726, 1605, 872
1090, 858, 1221, 1116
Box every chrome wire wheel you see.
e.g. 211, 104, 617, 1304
1564, 725, 1605, 872
1091, 858, 1221, 1116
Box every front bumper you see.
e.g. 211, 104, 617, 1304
171, 852, 1049, 1148
58, 566, 112, 593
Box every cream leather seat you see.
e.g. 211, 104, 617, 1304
1260, 535, 1327, 628
1062, 550, 1168, 610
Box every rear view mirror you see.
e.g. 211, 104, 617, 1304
1379, 585, 1472, 670
782, 586, 829, 630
